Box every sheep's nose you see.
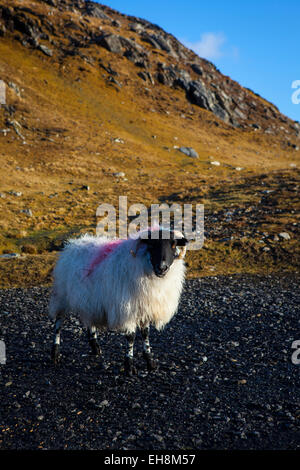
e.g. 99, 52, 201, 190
155, 262, 168, 277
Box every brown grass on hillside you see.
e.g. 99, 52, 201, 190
0, 0, 299, 287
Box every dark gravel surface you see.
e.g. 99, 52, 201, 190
0, 273, 299, 450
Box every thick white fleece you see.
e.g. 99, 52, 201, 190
48, 234, 186, 333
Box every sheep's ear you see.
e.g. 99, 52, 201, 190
175, 244, 187, 259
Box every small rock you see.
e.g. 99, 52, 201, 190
278, 232, 291, 241
38, 44, 53, 57
132, 403, 141, 409
0, 253, 20, 259
111, 19, 121, 28
99, 400, 109, 407
113, 172, 125, 178
21, 208, 33, 217
210, 161, 220, 166
8, 82, 21, 96
129, 22, 144, 33
178, 147, 199, 158
107, 76, 122, 87
6, 119, 25, 139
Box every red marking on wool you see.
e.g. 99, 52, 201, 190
84, 239, 124, 277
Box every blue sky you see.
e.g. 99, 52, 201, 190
97, 0, 300, 121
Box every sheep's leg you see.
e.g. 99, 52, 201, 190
51, 314, 64, 364
87, 326, 101, 356
141, 326, 157, 371
124, 332, 137, 375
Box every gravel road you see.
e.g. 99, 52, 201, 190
0, 273, 299, 450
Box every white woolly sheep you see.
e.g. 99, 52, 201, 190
48, 227, 188, 374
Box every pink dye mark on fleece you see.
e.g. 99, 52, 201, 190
84, 239, 124, 278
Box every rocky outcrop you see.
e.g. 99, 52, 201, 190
141, 31, 177, 58
0, 0, 299, 138
93, 32, 149, 68
156, 66, 233, 124
85, 2, 111, 21
188, 80, 232, 123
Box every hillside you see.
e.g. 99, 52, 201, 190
0, 0, 299, 286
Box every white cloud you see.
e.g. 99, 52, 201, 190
183, 32, 227, 60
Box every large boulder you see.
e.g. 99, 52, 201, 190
190, 63, 204, 76
156, 64, 179, 86
187, 80, 232, 123
173, 69, 191, 92
141, 32, 177, 58
150, 33, 173, 53
94, 33, 148, 67
94, 33, 123, 54
188, 80, 215, 110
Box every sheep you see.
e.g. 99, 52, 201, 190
48, 227, 188, 375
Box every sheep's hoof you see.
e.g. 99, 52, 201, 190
143, 351, 157, 371
89, 339, 102, 356
124, 357, 137, 376
51, 344, 60, 365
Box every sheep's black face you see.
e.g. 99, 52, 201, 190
142, 231, 188, 278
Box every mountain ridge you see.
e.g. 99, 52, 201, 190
0, 0, 299, 136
